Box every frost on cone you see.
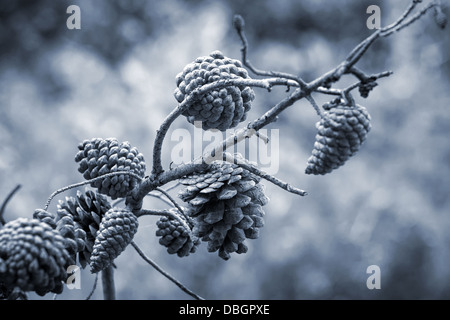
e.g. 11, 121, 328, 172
0, 218, 72, 296
75, 138, 146, 200
42, 189, 113, 269
178, 155, 269, 260
305, 103, 371, 175
174, 50, 255, 131
155, 209, 200, 257
90, 207, 139, 273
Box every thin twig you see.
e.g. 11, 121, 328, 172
44, 171, 143, 210
147, 192, 174, 207
155, 187, 187, 220
306, 95, 324, 118
86, 273, 99, 300
0, 184, 21, 226
131, 241, 204, 300
135, 208, 173, 217
233, 14, 308, 88
381, 1, 439, 37
151, 77, 299, 176
136, 208, 192, 236
163, 182, 181, 192
223, 153, 307, 197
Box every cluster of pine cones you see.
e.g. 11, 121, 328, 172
0, 190, 139, 298
0, 50, 376, 299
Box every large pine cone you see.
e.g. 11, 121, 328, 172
0, 218, 72, 296
75, 137, 146, 199
90, 207, 139, 273
174, 50, 255, 131
178, 156, 268, 260
305, 103, 371, 175
155, 209, 200, 257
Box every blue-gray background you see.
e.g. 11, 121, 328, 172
1, 0, 449, 299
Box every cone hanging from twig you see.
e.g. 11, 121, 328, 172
75, 138, 146, 199
178, 154, 268, 260
174, 50, 255, 131
305, 103, 371, 175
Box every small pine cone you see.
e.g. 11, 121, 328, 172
178, 154, 269, 260
55, 189, 112, 269
33, 208, 83, 264
75, 138, 146, 200
90, 208, 139, 273
174, 50, 255, 131
305, 104, 371, 175
155, 209, 200, 257
0, 218, 72, 296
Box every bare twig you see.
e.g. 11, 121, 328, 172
155, 187, 187, 219
146, 192, 174, 207
223, 153, 307, 197
86, 273, 99, 300
306, 95, 324, 118
381, 1, 439, 37
43, 171, 143, 210
0, 184, 21, 226
131, 241, 204, 300
151, 77, 300, 176
136, 208, 192, 235
233, 14, 308, 88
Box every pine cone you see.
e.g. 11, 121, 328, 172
90, 208, 139, 273
178, 155, 268, 260
155, 209, 200, 257
52, 189, 112, 269
0, 218, 72, 296
33, 208, 84, 264
305, 104, 371, 175
75, 138, 146, 199
174, 50, 255, 131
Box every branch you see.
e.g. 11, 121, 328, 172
381, 1, 440, 37
43, 171, 143, 210
151, 77, 300, 176
0, 184, 21, 226
86, 273, 99, 300
129, 0, 436, 211
155, 187, 188, 220
233, 14, 308, 88
223, 153, 307, 197
136, 208, 193, 239
131, 241, 204, 300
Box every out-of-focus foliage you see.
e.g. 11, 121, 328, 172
0, 0, 449, 299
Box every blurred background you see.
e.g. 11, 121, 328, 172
0, 0, 449, 300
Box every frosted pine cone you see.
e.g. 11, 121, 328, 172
178, 155, 268, 260
75, 138, 146, 199
0, 218, 72, 296
305, 103, 371, 175
174, 50, 255, 131
53, 189, 112, 269
155, 209, 200, 257
90, 208, 139, 273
